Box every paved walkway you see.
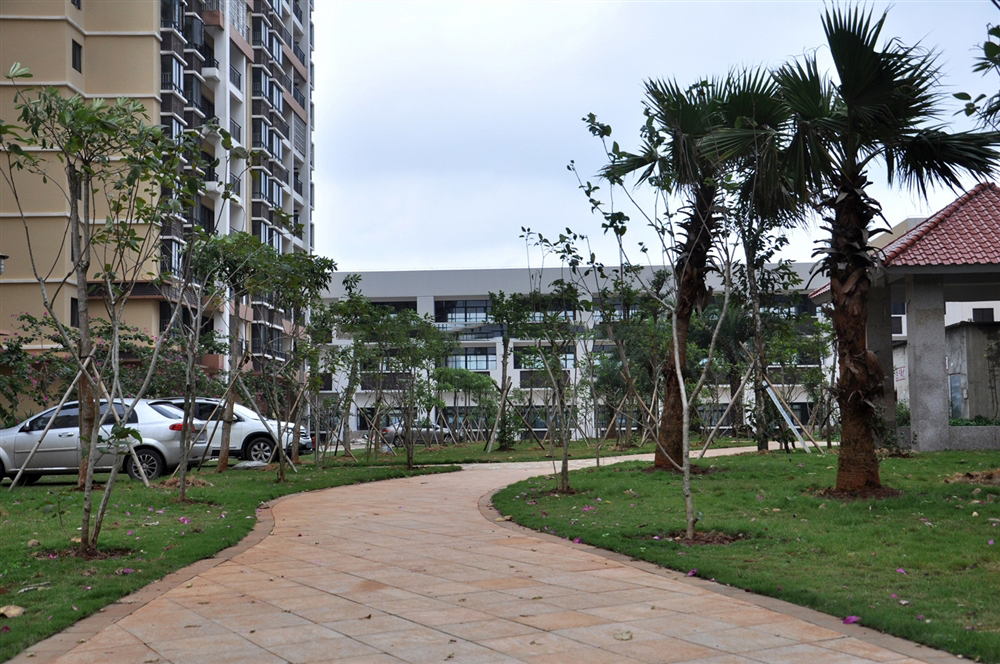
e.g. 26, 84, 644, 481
13, 453, 962, 664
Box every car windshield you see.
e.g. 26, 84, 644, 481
150, 403, 186, 419
232, 404, 261, 420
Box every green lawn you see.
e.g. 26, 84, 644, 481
0, 461, 459, 661
320, 434, 757, 466
492, 450, 1000, 663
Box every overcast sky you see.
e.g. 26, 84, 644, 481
312, 1, 996, 274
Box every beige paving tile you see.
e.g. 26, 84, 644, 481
436, 618, 541, 641
606, 634, 723, 663
680, 626, 799, 653
815, 637, 917, 662
509, 609, 611, 630
743, 643, 877, 663
524, 645, 648, 663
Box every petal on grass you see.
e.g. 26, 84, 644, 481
843, 616, 860, 624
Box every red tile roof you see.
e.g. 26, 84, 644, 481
882, 182, 1000, 266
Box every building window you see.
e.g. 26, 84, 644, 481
71, 41, 82, 72
71, 0, 81, 8
435, 299, 490, 323
445, 347, 497, 371
972, 308, 995, 323
514, 347, 575, 370
891, 316, 903, 335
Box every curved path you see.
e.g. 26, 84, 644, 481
13, 455, 961, 664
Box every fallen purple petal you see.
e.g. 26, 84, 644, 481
687, 569, 697, 577
896, 568, 906, 575
843, 616, 860, 624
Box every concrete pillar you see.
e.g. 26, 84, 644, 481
416, 295, 434, 319
866, 280, 896, 436
905, 274, 948, 450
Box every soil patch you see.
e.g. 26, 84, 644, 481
944, 469, 1000, 486
641, 464, 720, 476
32, 547, 133, 562
155, 477, 213, 488
814, 486, 903, 500
635, 530, 748, 546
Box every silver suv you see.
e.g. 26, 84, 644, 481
155, 398, 313, 463
0, 400, 208, 483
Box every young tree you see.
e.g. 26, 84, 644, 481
486, 291, 528, 451
1, 67, 218, 552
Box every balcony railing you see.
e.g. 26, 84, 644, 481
203, 167, 217, 182
292, 43, 306, 65
161, 72, 177, 91
229, 118, 242, 143
272, 116, 288, 138
292, 87, 306, 108
292, 2, 302, 22
229, 64, 242, 90
279, 73, 292, 92
201, 44, 218, 68
230, 173, 241, 196
279, 26, 291, 45
293, 176, 302, 195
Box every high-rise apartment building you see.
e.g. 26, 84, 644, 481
0, 0, 315, 374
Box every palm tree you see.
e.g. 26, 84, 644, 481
707, 69, 807, 451
603, 78, 726, 469
774, 7, 999, 491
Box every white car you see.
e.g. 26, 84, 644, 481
0, 400, 208, 483
154, 398, 313, 463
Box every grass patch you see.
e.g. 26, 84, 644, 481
0, 459, 458, 660
492, 450, 1000, 662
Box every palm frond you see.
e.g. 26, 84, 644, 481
889, 129, 1000, 197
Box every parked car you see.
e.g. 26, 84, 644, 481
0, 400, 208, 483
379, 423, 459, 447
153, 398, 313, 463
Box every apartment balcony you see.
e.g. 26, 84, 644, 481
161, 32, 186, 57
271, 162, 288, 185
229, 64, 242, 91
201, 44, 219, 70
293, 175, 303, 195
292, 42, 306, 66
271, 116, 289, 139
278, 26, 291, 46
229, 173, 242, 197
292, 87, 306, 108
292, 2, 303, 23
201, 0, 224, 27
229, 118, 242, 144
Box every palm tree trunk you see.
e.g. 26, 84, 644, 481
655, 183, 717, 469
830, 181, 884, 491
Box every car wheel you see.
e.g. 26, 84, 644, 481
245, 437, 275, 463
127, 448, 165, 480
